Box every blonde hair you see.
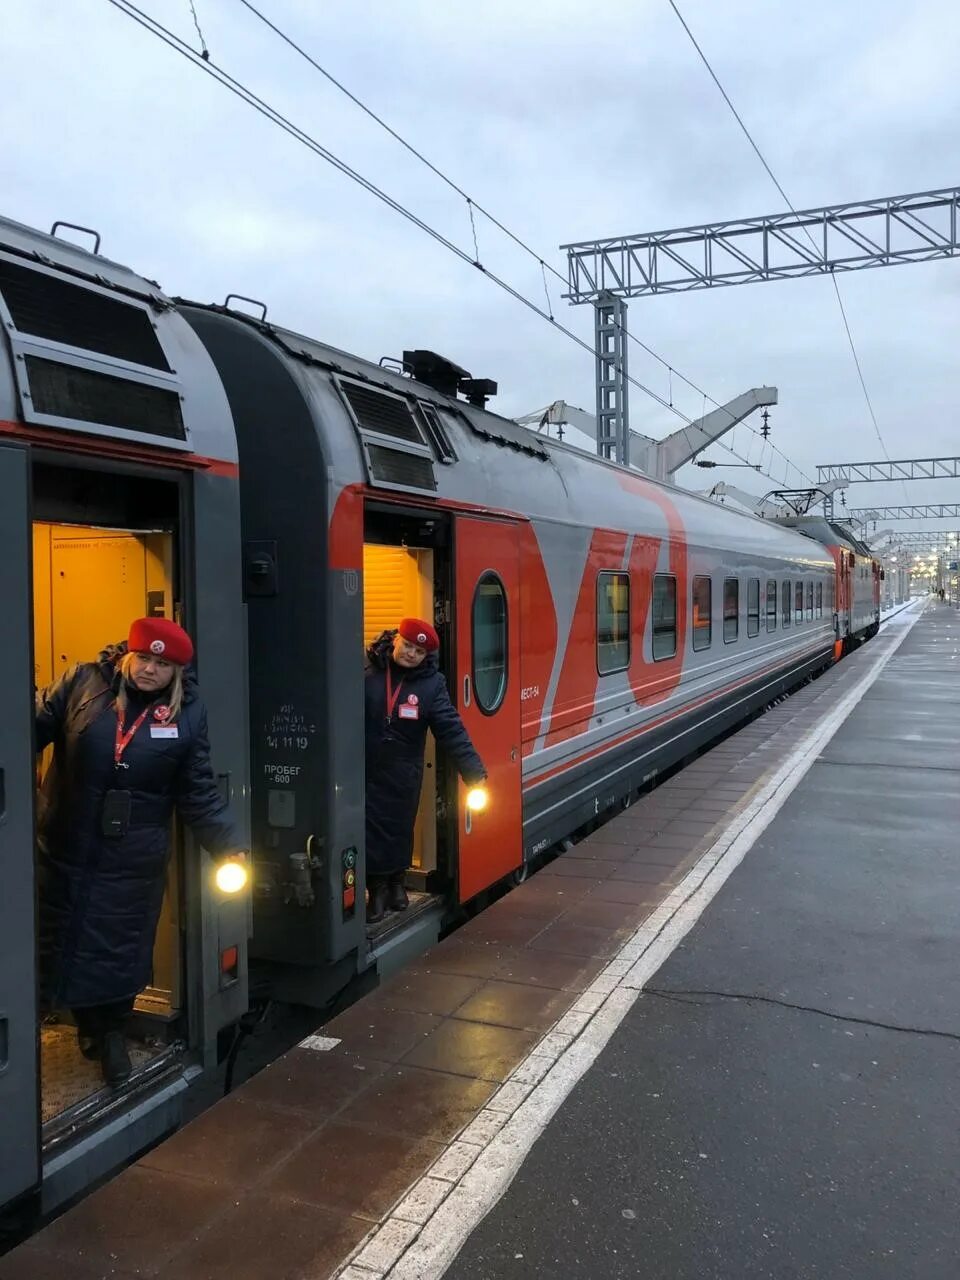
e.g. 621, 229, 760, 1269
119, 651, 184, 721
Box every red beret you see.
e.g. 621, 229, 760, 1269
128, 617, 194, 666
398, 617, 439, 652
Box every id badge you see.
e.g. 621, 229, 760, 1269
398, 704, 419, 720
151, 725, 179, 739
101, 789, 132, 838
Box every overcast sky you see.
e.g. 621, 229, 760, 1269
3, 0, 959, 544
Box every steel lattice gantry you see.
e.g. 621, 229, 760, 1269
817, 457, 960, 484
870, 530, 960, 547
563, 186, 960, 301
846, 503, 960, 522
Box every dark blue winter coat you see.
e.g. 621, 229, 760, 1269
365, 632, 485, 877
35, 643, 243, 1009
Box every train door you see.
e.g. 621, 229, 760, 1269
454, 516, 522, 902
0, 443, 40, 1207
30, 463, 186, 1137
361, 505, 451, 948
362, 538, 439, 885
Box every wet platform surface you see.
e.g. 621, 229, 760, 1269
446, 603, 960, 1280
4, 602, 950, 1280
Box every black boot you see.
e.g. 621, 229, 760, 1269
366, 877, 388, 924
77, 1030, 101, 1062
101, 1031, 132, 1087
387, 871, 409, 913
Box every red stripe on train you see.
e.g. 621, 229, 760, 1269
0, 418, 239, 476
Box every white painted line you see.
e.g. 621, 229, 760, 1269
298, 1034, 341, 1052
331, 607, 922, 1280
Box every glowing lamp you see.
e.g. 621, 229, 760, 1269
466, 787, 489, 813
215, 858, 249, 894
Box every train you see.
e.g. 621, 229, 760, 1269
0, 214, 881, 1225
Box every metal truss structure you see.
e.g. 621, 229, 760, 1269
870, 530, 960, 550
846, 503, 960, 522
817, 457, 960, 484
516, 386, 775, 480
563, 186, 960, 302
594, 293, 630, 462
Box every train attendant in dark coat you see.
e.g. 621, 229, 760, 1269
365, 618, 486, 924
35, 617, 245, 1087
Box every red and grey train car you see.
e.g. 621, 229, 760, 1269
177, 305, 878, 1007
0, 213, 879, 1220
0, 219, 250, 1218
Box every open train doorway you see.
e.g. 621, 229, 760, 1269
362, 505, 451, 953
31, 464, 187, 1143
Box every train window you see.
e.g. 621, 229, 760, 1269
794, 582, 803, 624
766, 581, 777, 631
782, 581, 791, 627
747, 579, 761, 637
652, 574, 677, 660
597, 571, 630, 674
806, 582, 814, 620
816, 582, 823, 617
692, 576, 712, 651
472, 573, 507, 713
723, 578, 739, 643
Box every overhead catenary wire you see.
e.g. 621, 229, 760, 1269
667, 0, 896, 477
108, 0, 800, 484
108, 3, 698, 413
236, 0, 813, 485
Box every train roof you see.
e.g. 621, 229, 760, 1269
0, 215, 236, 465
176, 302, 839, 568
178, 302, 835, 569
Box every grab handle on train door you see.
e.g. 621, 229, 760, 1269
463, 676, 472, 707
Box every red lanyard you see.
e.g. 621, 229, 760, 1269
384, 666, 405, 724
114, 705, 151, 768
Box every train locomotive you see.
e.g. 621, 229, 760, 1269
0, 214, 880, 1222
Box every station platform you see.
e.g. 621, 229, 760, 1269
3, 600, 955, 1280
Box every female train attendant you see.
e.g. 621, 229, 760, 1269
35, 617, 246, 1087
365, 618, 486, 924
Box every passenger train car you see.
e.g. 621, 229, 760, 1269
0, 215, 879, 1223
0, 221, 251, 1221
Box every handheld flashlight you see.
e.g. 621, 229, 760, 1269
215, 856, 249, 895
466, 786, 488, 813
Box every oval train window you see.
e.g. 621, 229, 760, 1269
472, 572, 507, 713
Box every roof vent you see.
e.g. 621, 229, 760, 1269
402, 350, 498, 409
